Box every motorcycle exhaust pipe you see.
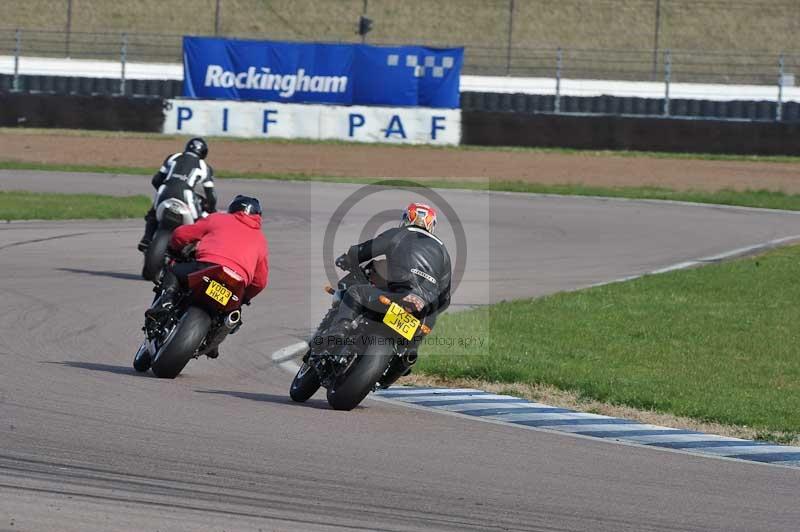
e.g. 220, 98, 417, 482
224, 310, 241, 329
402, 352, 418, 367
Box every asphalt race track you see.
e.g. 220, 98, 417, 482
1, 169, 800, 531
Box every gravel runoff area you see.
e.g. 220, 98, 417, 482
0, 130, 799, 192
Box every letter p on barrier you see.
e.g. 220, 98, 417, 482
177, 106, 193, 130
349, 113, 365, 137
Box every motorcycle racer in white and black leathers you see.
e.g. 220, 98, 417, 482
138, 137, 218, 251
317, 202, 452, 385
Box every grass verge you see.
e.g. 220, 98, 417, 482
4, 160, 800, 211
416, 244, 800, 442
0, 190, 150, 221
4, 127, 800, 163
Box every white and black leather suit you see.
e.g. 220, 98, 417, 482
142, 151, 217, 242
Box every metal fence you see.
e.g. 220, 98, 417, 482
1, 28, 799, 121
3, 27, 800, 82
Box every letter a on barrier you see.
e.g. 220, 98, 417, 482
382, 115, 407, 139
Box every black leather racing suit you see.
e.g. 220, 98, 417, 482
322, 225, 451, 352
142, 152, 217, 243
344, 225, 451, 318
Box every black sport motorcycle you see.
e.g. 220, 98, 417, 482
289, 260, 431, 410
133, 256, 246, 378
141, 197, 198, 281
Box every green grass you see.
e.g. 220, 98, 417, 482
0, 190, 150, 221
419, 245, 800, 435
4, 159, 800, 212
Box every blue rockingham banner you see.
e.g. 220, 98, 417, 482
182, 36, 463, 109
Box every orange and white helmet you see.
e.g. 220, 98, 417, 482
401, 202, 437, 234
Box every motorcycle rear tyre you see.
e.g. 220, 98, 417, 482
151, 307, 211, 379
326, 343, 392, 411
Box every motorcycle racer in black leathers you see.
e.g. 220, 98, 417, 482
138, 137, 218, 251
319, 202, 452, 385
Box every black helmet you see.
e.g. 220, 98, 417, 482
185, 137, 208, 159
228, 195, 262, 216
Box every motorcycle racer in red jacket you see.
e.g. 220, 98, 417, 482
146, 195, 269, 333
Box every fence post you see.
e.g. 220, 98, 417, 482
777, 53, 785, 122
13, 29, 21, 92
505, 0, 515, 75
555, 47, 563, 113
663, 49, 671, 116
65, 0, 73, 56
214, 0, 221, 36
120, 33, 128, 96
650, 0, 661, 80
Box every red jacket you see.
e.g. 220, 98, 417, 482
171, 212, 269, 301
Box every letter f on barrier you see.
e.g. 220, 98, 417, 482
349, 113, 365, 137
431, 116, 446, 140
262, 109, 278, 134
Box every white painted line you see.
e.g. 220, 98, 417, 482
490, 412, 617, 422
622, 433, 747, 444
434, 402, 557, 412
398, 393, 517, 403
587, 233, 800, 290
270, 341, 306, 373
648, 261, 701, 275
378, 388, 480, 396
550, 423, 682, 434
692, 445, 800, 457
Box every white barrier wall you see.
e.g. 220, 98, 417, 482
162, 99, 461, 145
5, 56, 800, 103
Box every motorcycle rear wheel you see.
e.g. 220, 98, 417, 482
151, 306, 211, 379
326, 344, 393, 411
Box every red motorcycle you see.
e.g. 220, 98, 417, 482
133, 262, 246, 378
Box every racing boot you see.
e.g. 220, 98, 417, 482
144, 285, 178, 321
137, 237, 150, 253
138, 209, 158, 252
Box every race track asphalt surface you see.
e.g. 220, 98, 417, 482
1, 170, 799, 531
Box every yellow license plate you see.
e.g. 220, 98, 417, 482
205, 280, 232, 306
382, 301, 420, 341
